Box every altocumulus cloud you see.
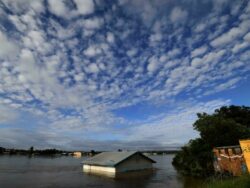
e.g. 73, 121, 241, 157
0, 0, 249, 150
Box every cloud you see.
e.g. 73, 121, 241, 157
211, 19, 250, 47
74, 0, 94, 15
107, 32, 115, 43
48, 0, 68, 17
244, 32, 250, 42
88, 63, 99, 73
0, 0, 249, 149
232, 42, 249, 54
191, 46, 208, 58
84, 45, 102, 57
194, 23, 206, 33
149, 33, 162, 43
170, 7, 188, 23
0, 105, 18, 124
125, 99, 230, 146
126, 48, 137, 57
82, 17, 103, 29
147, 56, 159, 73
0, 31, 19, 59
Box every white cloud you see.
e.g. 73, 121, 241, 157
30, 1, 44, 13
204, 77, 241, 95
232, 42, 249, 53
0, 31, 19, 59
244, 32, 250, 42
191, 46, 208, 58
107, 32, 115, 43
147, 56, 159, 73
88, 63, 99, 73
194, 23, 206, 33
48, 0, 68, 17
126, 100, 230, 145
149, 33, 162, 43
216, 77, 241, 91
28, 30, 44, 46
74, 0, 94, 15
211, 20, 250, 47
0, 105, 18, 124
191, 57, 202, 68
170, 7, 188, 23
84, 45, 102, 57
127, 48, 137, 57
82, 17, 103, 30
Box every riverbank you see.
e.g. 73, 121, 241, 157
205, 175, 250, 188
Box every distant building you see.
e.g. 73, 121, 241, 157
82, 151, 156, 178
213, 145, 247, 176
73, 152, 82, 158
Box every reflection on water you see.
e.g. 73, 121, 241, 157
0, 154, 204, 188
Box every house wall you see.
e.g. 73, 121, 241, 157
116, 154, 153, 172
213, 147, 247, 176
73, 152, 82, 158
83, 164, 116, 173
83, 164, 116, 178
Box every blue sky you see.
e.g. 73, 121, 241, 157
0, 0, 249, 150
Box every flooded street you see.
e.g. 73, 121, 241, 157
0, 154, 204, 188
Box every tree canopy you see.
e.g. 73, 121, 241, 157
172, 105, 250, 177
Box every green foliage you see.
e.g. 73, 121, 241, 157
0, 147, 6, 154
29, 146, 34, 155
172, 105, 250, 177
172, 138, 214, 177
194, 115, 250, 148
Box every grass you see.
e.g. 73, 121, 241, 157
205, 175, 250, 188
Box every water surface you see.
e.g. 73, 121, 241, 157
0, 154, 204, 188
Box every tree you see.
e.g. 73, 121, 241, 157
0, 147, 6, 154
172, 138, 213, 177
29, 146, 34, 155
172, 105, 250, 177
194, 114, 250, 147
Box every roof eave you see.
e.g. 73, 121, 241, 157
82, 163, 115, 167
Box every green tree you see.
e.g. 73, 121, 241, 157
29, 146, 34, 155
172, 105, 250, 177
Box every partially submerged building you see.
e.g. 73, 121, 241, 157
82, 151, 156, 178
213, 145, 248, 176
73, 151, 82, 158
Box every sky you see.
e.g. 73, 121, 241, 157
0, 0, 250, 151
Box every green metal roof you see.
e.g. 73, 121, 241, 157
82, 151, 156, 167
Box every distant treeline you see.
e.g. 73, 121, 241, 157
0, 146, 67, 156
0, 147, 103, 156
0, 146, 179, 156
140, 150, 180, 154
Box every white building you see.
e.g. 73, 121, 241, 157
82, 151, 156, 178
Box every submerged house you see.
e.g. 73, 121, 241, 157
82, 151, 156, 177
73, 151, 82, 158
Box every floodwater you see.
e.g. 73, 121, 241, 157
0, 154, 204, 188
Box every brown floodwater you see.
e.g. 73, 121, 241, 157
0, 154, 205, 188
